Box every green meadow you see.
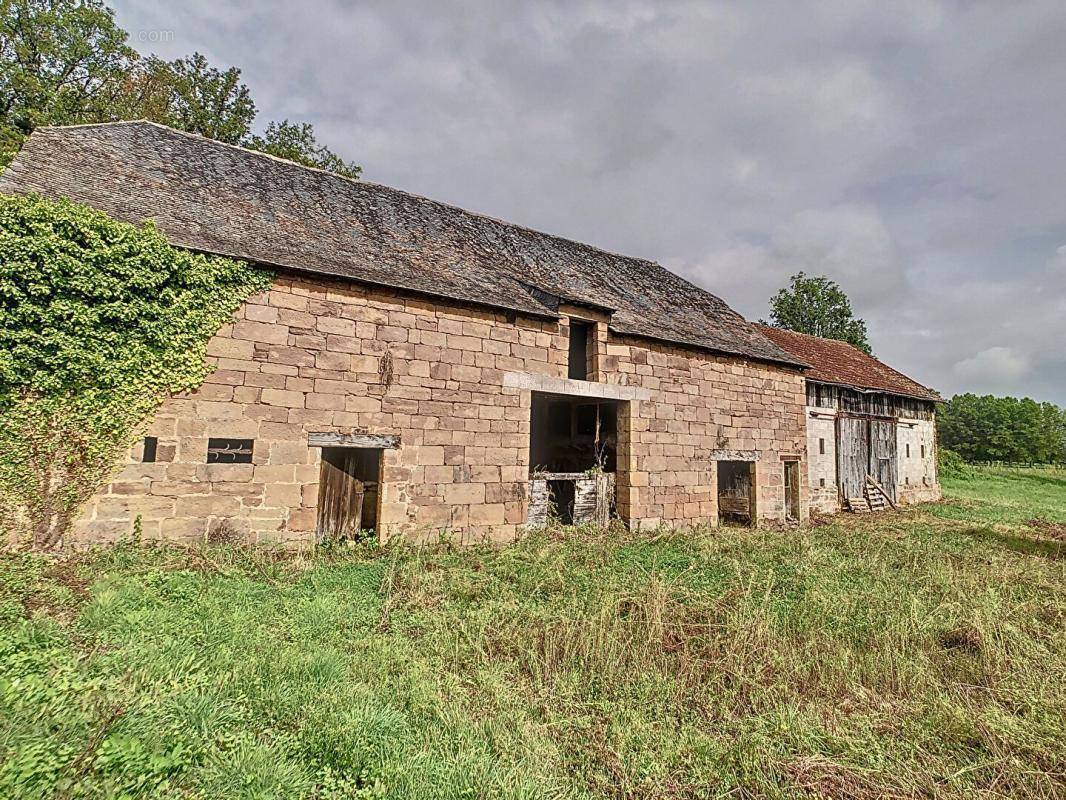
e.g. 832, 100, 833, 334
1, 469, 1063, 799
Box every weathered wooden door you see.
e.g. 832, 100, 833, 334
869, 420, 898, 502
836, 417, 869, 499
316, 448, 366, 542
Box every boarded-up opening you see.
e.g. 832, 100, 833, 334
717, 460, 755, 525
784, 460, 800, 522
316, 447, 380, 542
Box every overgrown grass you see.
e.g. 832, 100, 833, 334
1, 472, 1063, 798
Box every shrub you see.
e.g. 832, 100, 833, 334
0, 193, 272, 549
937, 448, 972, 480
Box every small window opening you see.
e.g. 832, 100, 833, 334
819, 477, 826, 488
207, 438, 253, 464
921, 445, 926, 459
905, 476, 910, 485
818, 438, 825, 455
568, 320, 591, 380
906, 443, 911, 458
142, 436, 158, 463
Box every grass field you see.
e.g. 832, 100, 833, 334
1, 470, 1063, 799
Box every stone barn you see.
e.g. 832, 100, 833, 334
1, 121, 814, 547
759, 327, 941, 513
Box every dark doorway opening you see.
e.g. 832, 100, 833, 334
548, 479, 576, 525
316, 447, 380, 542
527, 392, 620, 527
530, 393, 617, 474
784, 461, 800, 522
717, 460, 755, 525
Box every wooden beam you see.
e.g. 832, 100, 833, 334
308, 432, 400, 449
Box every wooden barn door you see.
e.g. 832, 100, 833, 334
836, 416, 869, 500
316, 448, 367, 542
869, 420, 898, 502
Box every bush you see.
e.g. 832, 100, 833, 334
937, 448, 972, 480
0, 193, 272, 549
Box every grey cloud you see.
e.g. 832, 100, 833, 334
111, 0, 1066, 403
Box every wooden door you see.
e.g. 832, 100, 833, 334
837, 416, 869, 499
316, 448, 366, 542
869, 419, 898, 502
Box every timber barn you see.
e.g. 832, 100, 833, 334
2, 120, 929, 547
759, 327, 941, 514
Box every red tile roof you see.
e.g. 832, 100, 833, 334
758, 326, 941, 402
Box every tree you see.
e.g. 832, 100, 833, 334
938, 393, 1066, 464
762, 272, 872, 354
0, 0, 361, 178
0, 0, 137, 158
131, 53, 256, 144
245, 119, 361, 179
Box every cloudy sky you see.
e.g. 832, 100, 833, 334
112, 0, 1066, 404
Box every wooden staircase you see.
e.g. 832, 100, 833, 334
844, 474, 896, 514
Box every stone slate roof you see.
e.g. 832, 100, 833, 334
758, 326, 940, 402
0, 121, 803, 367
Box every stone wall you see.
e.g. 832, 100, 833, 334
71, 273, 809, 547
805, 409, 839, 513
897, 417, 941, 504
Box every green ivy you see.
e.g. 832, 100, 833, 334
0, 193, 273, 549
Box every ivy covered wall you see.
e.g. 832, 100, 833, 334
0, 193, 272, 549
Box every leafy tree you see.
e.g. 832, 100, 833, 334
0, 0, 137, 156
762, 272, 872, 354
246, 119, 361, 179
131, 53, 256, 144
939, 393, 1066, 463
0, 0, 360, 178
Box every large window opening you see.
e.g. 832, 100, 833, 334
527, 392, 619, 527
567, 320, 591, 380
316, 447, 381, 541
717, 460, 755, 526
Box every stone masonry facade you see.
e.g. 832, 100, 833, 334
71, 273, 809, 547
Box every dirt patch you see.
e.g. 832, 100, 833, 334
1026, 518, 1066, 541
938, 625, 983, 655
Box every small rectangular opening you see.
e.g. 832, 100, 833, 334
921, 445, 926, 459
819, 477, 826, 488
819, 438, 825, 455
784, 461, 800, 522
717, 460, 755, 526
142, 436, 158, 463
548, 479, 576, 525
568, 320, 591, 380
207, 438, 253, 464
906, 443, 911, 458
317, 447, 381, 541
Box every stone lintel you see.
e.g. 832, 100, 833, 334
502, 372, 651, 401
